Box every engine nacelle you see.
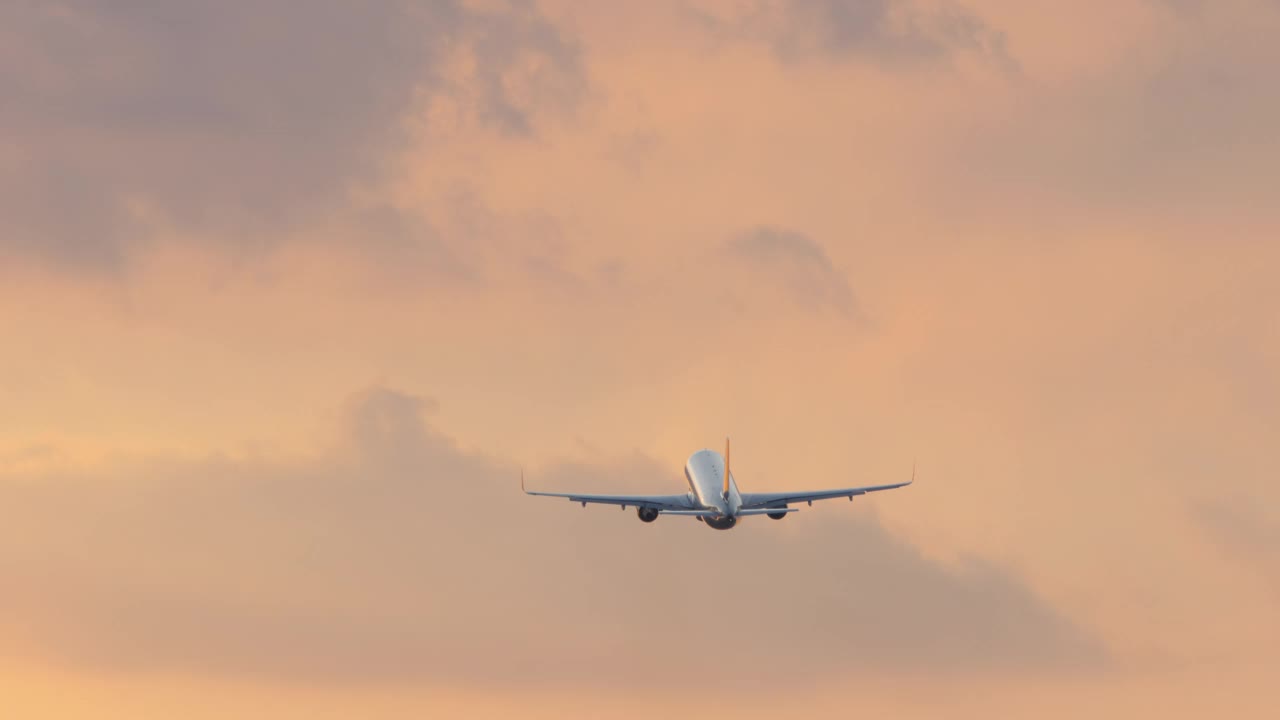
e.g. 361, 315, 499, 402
767, 510, 788, 520
703, 515, 737, 530
636, 507, 659, 523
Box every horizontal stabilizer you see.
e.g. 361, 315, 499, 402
735, 507, 798, 516
660, 509, 720, 517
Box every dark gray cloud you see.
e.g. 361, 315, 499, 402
696, 0, 1015, 70
0, 385, 1104, 686
724, 226, 859, 316
0, 1, 584, 273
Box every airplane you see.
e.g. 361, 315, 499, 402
522, 438, 912, 530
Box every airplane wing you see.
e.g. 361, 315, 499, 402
739, 479, 912, 510
521, 472, 696, 511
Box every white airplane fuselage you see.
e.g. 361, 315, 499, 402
684, 449, 741, 530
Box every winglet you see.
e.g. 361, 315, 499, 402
722, 436, 732, 498
520, 467, 527, 494
910, 459, 916, 485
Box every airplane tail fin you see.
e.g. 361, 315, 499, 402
722, 436, 731, 498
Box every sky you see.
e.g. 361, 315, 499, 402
1, 0, 1278, 717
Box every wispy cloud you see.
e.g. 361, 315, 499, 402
723, 226, 859, 317
693, 0, 1016, 70
1192, 497, 1280, 596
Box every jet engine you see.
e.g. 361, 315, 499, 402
636, 507, 659, 523
703, 515, 737, 530
767, 510, 788, 520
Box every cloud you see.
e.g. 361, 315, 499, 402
694, 0, 1015, 70
342, 205, 477, 289
723, 226, 859, 316
1192, 498, 1280, 596
930, 2, 1280, 227
0, 1, 584, 273
0, 386, 1104, 687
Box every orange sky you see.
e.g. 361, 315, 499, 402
1, 1, 1278, 717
